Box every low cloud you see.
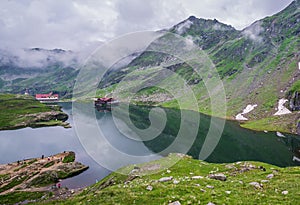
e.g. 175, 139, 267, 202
0, 0, 293, 58
242, 21, 264, 43
174, 20, 193, 35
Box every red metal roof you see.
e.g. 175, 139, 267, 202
35, 93, 59, 98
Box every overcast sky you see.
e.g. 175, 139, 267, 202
0, 0, 294, 51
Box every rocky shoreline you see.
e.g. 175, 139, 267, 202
0, 151, 88, 196
12, 110, 70, 130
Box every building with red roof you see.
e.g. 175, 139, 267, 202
35, 92, 59, 102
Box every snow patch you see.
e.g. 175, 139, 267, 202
274, 99, 291, 116
175, 20, 193, 35
276, 131, 286, 138
235, 104, 258, 121
293, 156, 300, 162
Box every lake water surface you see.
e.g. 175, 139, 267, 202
0, 102, 299, 189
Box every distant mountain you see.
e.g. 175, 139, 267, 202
97, 0, 300, 133
0, 1, 299, 133
0, 48, 79, 97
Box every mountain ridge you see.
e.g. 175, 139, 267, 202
0, 0, 299, 133
95, 0, 300, 134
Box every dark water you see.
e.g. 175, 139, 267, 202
0, 102, 299, 189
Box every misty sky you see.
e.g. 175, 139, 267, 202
0, 0, 294, 51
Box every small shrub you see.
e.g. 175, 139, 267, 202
62, 152, 75, 163
43, 161, 55, 168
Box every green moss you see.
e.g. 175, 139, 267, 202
62, 152, 75, 163
13, 164, 28, 172
28, 171, 59, 187
289, 80, 300, 93
241, 114, 298, 133
0, 174, 10, 181
43, 161, 55, 168
28, 159, 38, 165
0, 191, 46, 204
0, 176, 28, 193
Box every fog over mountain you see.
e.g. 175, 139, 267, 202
0, 0, 293, 51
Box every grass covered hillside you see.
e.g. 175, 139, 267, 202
39, 154, 300, 205
0, 94, 69, 130
96, 0, 300, 134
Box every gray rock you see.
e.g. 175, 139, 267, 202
282, 190, 288, 195
225, 164, 235, 169
158, 176, 173, 182
261, 180, 269, 183
207, 202, 215, 205
129, 168, 139, 175
169, 201, 181, 205
249, 182, 263, 189
206, 185, 214, 189
173, 179, 180, 184
266, 174, 274, 179
191, 176, 204, 180
208, 173, 227, 181
146, 185, 153, 191
225, 191, 231, 194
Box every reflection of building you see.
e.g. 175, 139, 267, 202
35, 92, 59, 102
95, 105, 112, 112
94, 97, 118, 106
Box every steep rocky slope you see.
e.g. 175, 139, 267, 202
97, 0, 300, 133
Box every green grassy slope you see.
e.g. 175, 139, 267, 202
96, 0, 300, 133
0, 93, 68, 130
40, 154, 300, 205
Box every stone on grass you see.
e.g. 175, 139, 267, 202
249, 182, 263, 189
225, 191, 231, 194
266, 174, 274, 179
207, 202, 215, 205
158, 176, 173, 182
173, 179, 180, 184
208, 173, 227, 181
169, 201, 181, 205
261, 180, 269, 183
191, 176, 204, 180
206, 185, 214, 189
146, 185, 153, 191
282, 190, 288, 195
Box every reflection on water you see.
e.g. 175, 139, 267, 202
125, 104, 300, 167
0, 102, 299, 189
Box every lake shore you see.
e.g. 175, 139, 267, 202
0, 151, 88, 203
3, 153, 298, 204
0, 94, 70, 130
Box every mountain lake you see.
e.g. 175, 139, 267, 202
0, 102, 299, 189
